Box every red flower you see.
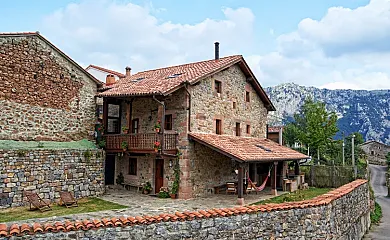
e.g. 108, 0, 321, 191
154, 141, 161, 147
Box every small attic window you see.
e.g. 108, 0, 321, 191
167, 73, 183, 79
132, 77, 145, 82
256, 144, 272, 152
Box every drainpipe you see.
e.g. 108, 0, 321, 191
266, 124, 269, 139
184, 83, 191, 132
153, 95, 165, 152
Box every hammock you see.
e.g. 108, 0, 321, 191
247, 165, 273, 192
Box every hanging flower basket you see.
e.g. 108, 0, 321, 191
154, 120, 161, 133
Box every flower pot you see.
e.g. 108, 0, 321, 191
123, 148, 127, 152
170, 194, 177, 199
143, 189, 150, 195
154, 148, 159, 152
155, 128, 160, 133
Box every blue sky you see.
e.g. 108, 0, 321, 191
2, 0, 389, 90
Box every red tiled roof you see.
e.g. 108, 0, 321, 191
188, 133, 309, 162
97, 55, 275, 111
0, 180, 367, 237
98, 55, 242, 97
86, 64, 126, 78
0, 31, 102, 86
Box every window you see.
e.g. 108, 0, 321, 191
371, 151, 374, 155
246, 125, 250, 134
232, 102, 236, 109
131, 118, 139, 134
164, 114, 173, 130
107, 104, 121, 133
215, 80, 222, 93
216, 119, 222, 135
245, 91, 250, 102
236, 122, 241, 136
128, 158, 137, 175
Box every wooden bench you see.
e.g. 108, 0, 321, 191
213, 184, 227, 194
123, 182, 143, 192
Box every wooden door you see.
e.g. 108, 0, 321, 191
105, 154, 116, 185
155, 158, 164, 193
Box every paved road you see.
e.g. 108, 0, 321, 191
364, 164, 390, 240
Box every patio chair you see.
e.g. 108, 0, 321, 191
24, 191, 52, 212
59, 191, 78, 208
246, 182, 258, 195
226, 182, 237, 194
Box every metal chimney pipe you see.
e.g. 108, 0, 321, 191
214, 42, 220, 60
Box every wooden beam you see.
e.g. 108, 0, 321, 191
103, 98, 108, 134
295, 161, 300, 176
237, 166, 244, 205
271, 162, 278, 195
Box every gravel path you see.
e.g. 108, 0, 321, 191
364, 164, 390, 240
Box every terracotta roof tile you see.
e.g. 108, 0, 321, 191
189, 133, 309, 162
0, 180, 368, 237
86, 64, 126, 78
97, 55, 242, 97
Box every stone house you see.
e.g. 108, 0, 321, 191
0, 32, 102, 142
360, 140, 390, 165
0, 32, 105, 208
98, 43, 308, 203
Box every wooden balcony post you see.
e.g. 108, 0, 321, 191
103, 98, 108, 134
271, 162, 278, 196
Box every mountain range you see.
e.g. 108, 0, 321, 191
265, 83, 390, 144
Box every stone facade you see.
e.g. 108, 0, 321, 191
0, 34, 99, 141
0, 149, 104, 208
111, 64, 270, 199
361, 141, 390, 165
190, 64, 268, 138
3, 181, 370, 239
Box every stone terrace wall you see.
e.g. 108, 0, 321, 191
0, 149, 104, 208
0, 180, 370, 239
0, 34, 98, 141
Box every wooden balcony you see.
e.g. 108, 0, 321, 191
104, 133, 178, 153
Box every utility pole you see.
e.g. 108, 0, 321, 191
342, 132, 345, 166
352, 134, 356, 178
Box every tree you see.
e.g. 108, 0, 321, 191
283, 123, 300, 147
289, 98, 339, 162
386, 152, 390, 166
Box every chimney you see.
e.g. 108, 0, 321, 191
214, 42, 219, 60
125, 66, 132, 77
106, 74, 116, 85
279, 127, 283, 145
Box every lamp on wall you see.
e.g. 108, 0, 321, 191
169, 160, 173, 168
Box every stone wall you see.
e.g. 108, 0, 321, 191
0, 34, 98, 141
0, 149, 104, 208
190, 64, 268, 138
0, 180, 370, 239
190, 142, 237, 197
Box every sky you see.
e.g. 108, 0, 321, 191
2, 0, 390, 90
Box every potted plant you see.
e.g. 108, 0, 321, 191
121, 141, 128, 152
142, 181, 152, 194
122, 126, 129, 134
154, 141, 161, 152
170, 158, 180, 199
157, 189, 170, 198
154, 120, 161, 133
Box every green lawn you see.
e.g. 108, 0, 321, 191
253, 187, 332, 205
0, 198, 127, 223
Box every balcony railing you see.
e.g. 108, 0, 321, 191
104, 133, 178, 153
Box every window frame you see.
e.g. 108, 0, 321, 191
246, 125, 250, 134
128, 158, 137, 175
106, 103, 121, 134
215, 80, 222, 94
235, 122, 241, 136
164, 114, 173, 130
131, 118, 139, 134
245, 91, 250, 102
216, 119, 222, 135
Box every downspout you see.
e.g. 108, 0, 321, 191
153, 95, 165, 153
128, 98, 134, 132
184, 83, 191, 132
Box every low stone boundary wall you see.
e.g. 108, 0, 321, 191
0, 180, 370, 239
0, 149, 105, 208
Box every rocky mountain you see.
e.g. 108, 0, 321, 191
265, 83, 390, 144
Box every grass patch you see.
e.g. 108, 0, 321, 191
371, 201, 382, 225
0, 198, 127, 223
0, 139, 97, 150
253, 187, 332, 205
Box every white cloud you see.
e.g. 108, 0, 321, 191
249, 0, 390, 90
41, 0, 255, 74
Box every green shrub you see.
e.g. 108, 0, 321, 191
371, 201, 382, 225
